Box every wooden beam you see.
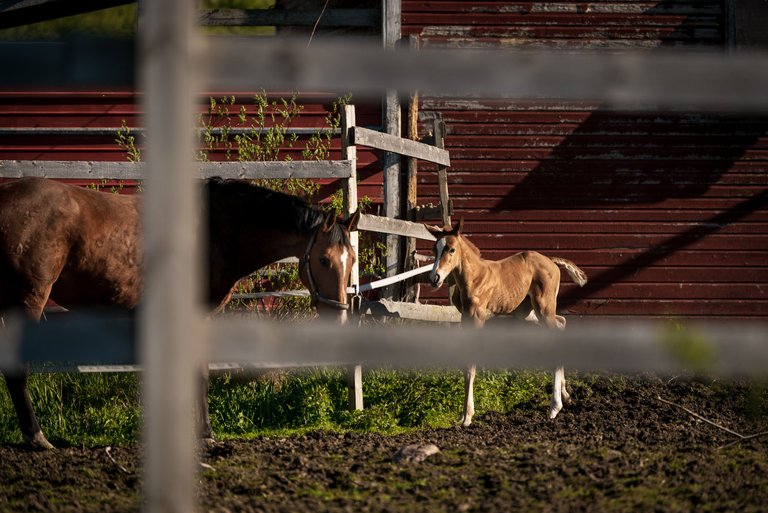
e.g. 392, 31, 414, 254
433, 117, 452, 227
341, 104, 363, 413
198, 160, 354, 180
358, 213, 435, 241
351, 126, 450, 167
382, 0, 402, 301
139, 0, 203, 511
0, 160, 354, 181
200, 9, 379, 28
0, 0, 134, 30
360, 299, 460, 323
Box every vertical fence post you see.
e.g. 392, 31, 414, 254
402, 34, 420, 303
342, 104, 363, 411
382, 0, 402, 300
433, 116, 451, 227
139, 0, 205, 511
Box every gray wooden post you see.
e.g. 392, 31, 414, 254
433, 116, 451, 227
139, 0, 205, 511
342, 104, 363, 411
382, 0, 401, 300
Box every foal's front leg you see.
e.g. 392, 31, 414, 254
461, 308, 485, 427
462, 364, 476, 427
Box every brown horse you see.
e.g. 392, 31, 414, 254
0, 177, 359, 449
426, 219, 587, 426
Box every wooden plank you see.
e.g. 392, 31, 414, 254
198, 160, 354, 180
139, 0, 202, 511
0, 0, 133, 30
200, 8, 380, 27
361, 298, 460, 323
351, 126, 451, 166
383, 0, 402, 302
341, 104, 362, 413
433, 117, 452, 226
358, 213, 436, 241
0, 160, 354, 180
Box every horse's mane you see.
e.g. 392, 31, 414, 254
460, 234, 482, 257
206, 178, 350, 247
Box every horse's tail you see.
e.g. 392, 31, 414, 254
551, 257, 588, 287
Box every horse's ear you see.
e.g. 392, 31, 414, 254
452, 218, 464, 235
341, 210, 360, 232
321, 212, 336, 232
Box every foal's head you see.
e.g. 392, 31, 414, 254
426, 219, 465, 289
300, 210, 359, 323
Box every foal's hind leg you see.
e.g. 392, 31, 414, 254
529, 286, 571, 420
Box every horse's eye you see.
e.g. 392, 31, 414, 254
319, 256, 331, 268
449, 248, 456, 254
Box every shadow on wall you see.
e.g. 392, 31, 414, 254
488, 1, 768, 311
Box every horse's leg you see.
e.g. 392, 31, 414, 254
529, 284, 570, 419
461, 364, 476, 427
197, 364, 214, 443
549, 366, 567, 419
4, 283, 56, 449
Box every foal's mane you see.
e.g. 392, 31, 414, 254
459, 233, 482, 257
206, 178, 350, 247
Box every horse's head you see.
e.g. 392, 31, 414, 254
300, 210, 360, 323
425, 218, 464, 289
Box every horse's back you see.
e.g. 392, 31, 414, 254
0, 178, 141, 310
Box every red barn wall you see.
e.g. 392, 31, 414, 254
0, 91, 384, 201
404, 1, 768, 319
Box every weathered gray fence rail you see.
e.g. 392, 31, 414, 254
0, 160, 354, 180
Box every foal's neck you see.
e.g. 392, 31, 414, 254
452, 236, 488, 284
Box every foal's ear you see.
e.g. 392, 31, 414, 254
341, 210, 360, 232
451, 218, 464, 235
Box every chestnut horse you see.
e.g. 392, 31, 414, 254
0, 177, 359, 449
426, 219, 587, 426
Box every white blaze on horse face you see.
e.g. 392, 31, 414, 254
340, 246, 349, 282
431, 238, 447, 287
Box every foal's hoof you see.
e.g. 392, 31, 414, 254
548, 399, 563, 420
25, 431, 54, 450
460, 414, 474, 427
561, 388, 572, 405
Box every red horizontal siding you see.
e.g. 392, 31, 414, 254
407, 1, 768, 319
0, 91, 384, 202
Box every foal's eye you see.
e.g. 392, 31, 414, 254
319, 256, 331, 268
449, 248, 456, 254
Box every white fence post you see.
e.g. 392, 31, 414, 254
342, 104, 363, 411
139, 0, 205, 512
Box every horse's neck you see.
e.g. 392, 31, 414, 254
452, 237, 489, 285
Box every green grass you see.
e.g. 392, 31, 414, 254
0, 368, 552, 446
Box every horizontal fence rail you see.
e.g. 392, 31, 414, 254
208, 39, 768, 111
2, 313, 767, 377
351, 126, 450, 166
0, 159, 354, 180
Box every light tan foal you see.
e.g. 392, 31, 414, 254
427, 220, 587, 426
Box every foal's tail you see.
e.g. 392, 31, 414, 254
551, 257, 588, 287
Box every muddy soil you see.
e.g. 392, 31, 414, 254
1, 374, 767, 513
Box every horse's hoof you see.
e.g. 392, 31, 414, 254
199, 437, 218, 449
561, 388, 572, 405
460, 415, 473, 427
548, 400, 563, 419
25, 431, 53, 450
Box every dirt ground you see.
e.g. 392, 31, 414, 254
1, 374, 767, 513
